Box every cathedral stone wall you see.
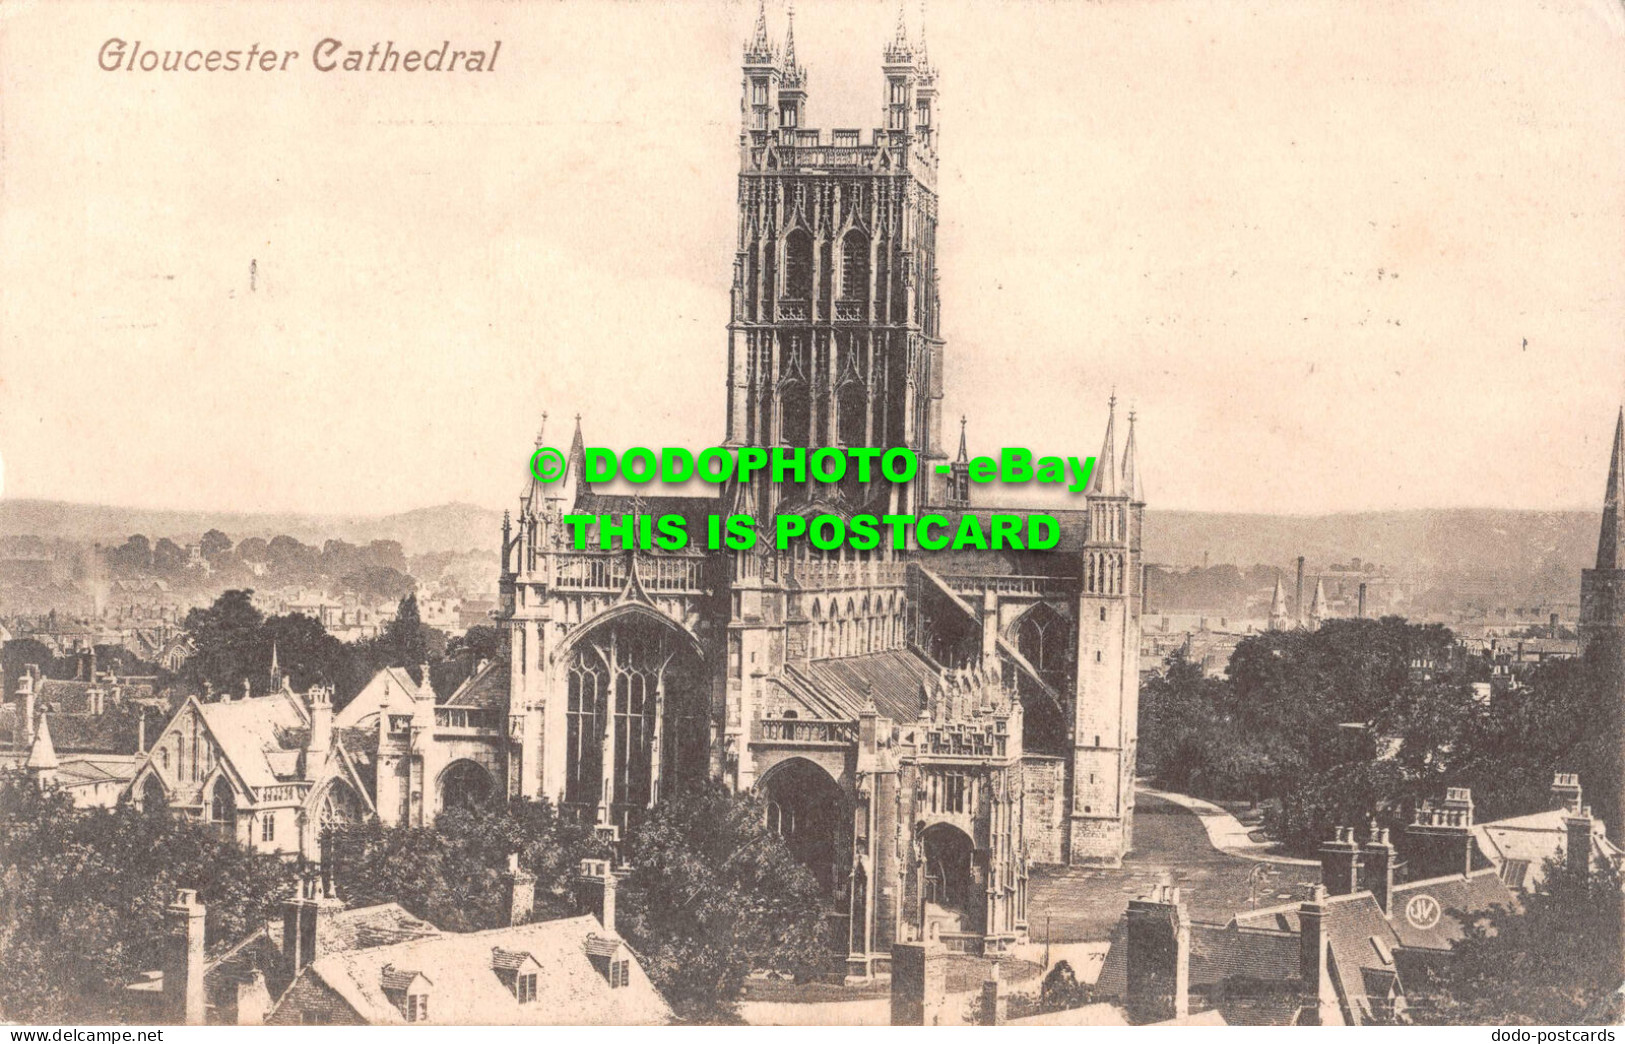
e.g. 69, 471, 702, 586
1020, 755, 1067, 864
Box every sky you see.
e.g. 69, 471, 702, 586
3, 0, 1625, 517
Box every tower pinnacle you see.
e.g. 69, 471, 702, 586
1087, 396, 1119, 496
1122, 409, 1141, 503
747, 0, 772, 60
26, 713, 58, 773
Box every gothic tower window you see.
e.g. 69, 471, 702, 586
784, 229, 814, 301
780, 379, 811, 448
840, 231, 870, 304
566, 656, 606, 805
838, 378, 867, 448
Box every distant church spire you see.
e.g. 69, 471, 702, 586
1269, 575, 1289, 631
1598, 408, 1625, 571
1308, 578, 1327, 630
1087, 394, 1119, 496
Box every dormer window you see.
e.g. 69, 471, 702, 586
492, 947, 543, 1003
381, 966, 432, 1023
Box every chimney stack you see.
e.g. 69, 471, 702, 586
506, 853, 536, 926
1319, 826, 1362, 897
1566, 806, 1595, 876
304, 686, 332, 779
1125, 883, 1191, 1022
577, 858, 617, 935
1361, 824, 1396, 916
1551, 773, 1584, 815
281, 874, 341, 986
17, 666, 37, 751
163, 889, 207, 1026
1295, 556, 1306, 625
1358, 582, 1367, 618
1297, 886, 1338, 1026
889, 941, 948, 1026
1404, 787, 1476, 880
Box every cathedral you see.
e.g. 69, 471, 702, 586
381, 6, 1145, 979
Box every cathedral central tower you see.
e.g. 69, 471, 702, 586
723, 3, 947, 517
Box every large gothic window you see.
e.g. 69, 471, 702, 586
1016, 603, 1072, 756
841, 231, 870, 302
784, 229, 814, 301
564, 615, 707, 819
318, 781, 364, 832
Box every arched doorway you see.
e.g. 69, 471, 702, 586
759, 757, 850, 897
439, 760, 494, 811
921, 822, 983, 937
139, 774, 166, 813
562, 611, 707, 828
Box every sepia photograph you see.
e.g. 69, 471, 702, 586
1, 0, 1623, 1030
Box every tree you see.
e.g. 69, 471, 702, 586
106, 535, 152, 577
235, 536, 269, 564
1412, 856, 1622, 1025
151, 537, 187, 576
0, 774, 297, 1022
180, 590, 265, 696
199, 529, 232, 560
1, 638, 61, 684
327, 798, 602, 935
366, 593, 431, 669
616, 780, 833, 1023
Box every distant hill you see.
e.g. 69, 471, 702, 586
0, 499, 1604, 583
1142, 509, 1599, 578
0, 500, 504, 555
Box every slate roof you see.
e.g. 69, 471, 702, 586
443, 658, 510, 710
574, 491, 725, 545
781, 648, 939, 723
282, 915, 671, 1026
35, 677, 156, 713
333, 668, 422, 730
194, 690, 311, 789
1225, 888, 1425, 1024
1095, 919, 1302, 1006
210, 903, 442, 1005
1387, 869, 1518, 952
0, 702, 146, 756
1474, 810, 1622, 892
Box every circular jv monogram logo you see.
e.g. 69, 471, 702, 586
1405, 894, 1441, 929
